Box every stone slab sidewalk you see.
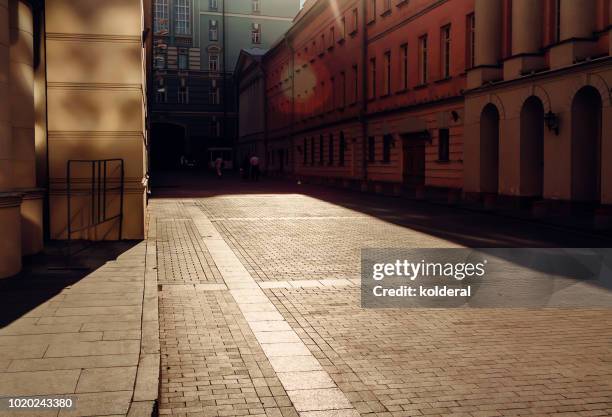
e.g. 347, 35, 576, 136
0, 240, 160, 417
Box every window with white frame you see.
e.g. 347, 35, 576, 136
419, 34, 428, 84
251, 23, 261, 44
383, 51, 391, 95
210, 80, 220, 104
466, 13, 475, 69
175, 0, 192, 35
209, 53, 219, 71
154, 0, 169, 33
400, 43, 408, 90
252, 0, 260, 13
441, 25, 451, 79
209, 0, 218, 10
178, 50, 189, 70
209, 20, 218, 41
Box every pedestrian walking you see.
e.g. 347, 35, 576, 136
214, 157, 223, 178
249, 155, 260, 181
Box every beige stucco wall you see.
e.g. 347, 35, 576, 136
465, 64, 612, 204
45, 0, 147, 240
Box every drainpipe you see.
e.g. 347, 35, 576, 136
285, 35, 295, 177
222, 0, 227, 152
262, 63, 268, 174
360, 0, 368, 184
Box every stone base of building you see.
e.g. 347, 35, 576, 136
0, 193, 24, 279
594, 205, 612, 230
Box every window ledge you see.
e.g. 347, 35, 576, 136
436, 159, 451, 164
434, 76, 452, 84
396, 0, 409, 7
380, 9, 391, 17
414, 83, 428, 90
395, 88, 409, 94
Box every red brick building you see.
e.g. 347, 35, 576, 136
238, 0, 612, 224
243, 0, 475, 197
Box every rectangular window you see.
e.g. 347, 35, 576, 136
175, 0, 192, 35
328, 134, 334, 164
154, 54, 166, 70
209, 0, 217, 10
252, 23, 261, 44
319, 135, 324, 164
400, 43, 408, 90
340, 17, 346, 40
155, 77, 167, 103
368, 136, 375, 162
209, 20, 218, 41
352, 9, 359, 34
441, 25, 451, 79
438, 128, 450, 162
252, 0, 260, 13
554, 0, 561, 43
383, 51, 391, 95
209, 54, 219, 71
178, 50, 189, 70
368, 0, 376, 22
352, 65, 358, 104
339, 133, 346, 166
466, 13, 475, 69
154, 0, 169, 33
329, 27, 335, 47
418, 35, 428, 84
330, 77, 335, 111
310, 137, 315, 164
210, 80, 220, 104
303, 138, 308, 164
383, 0, 391, 13
340, 71, 346, 108
369, 58, 376, 98
178, 86, 189, 104
383, 134, 392, 163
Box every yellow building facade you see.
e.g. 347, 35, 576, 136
0, 0, 150, 278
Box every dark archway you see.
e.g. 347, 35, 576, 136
520, 96, 545, 197
480, 104, 500, 194
571, 86, 602, 202
150, 122, 187, 171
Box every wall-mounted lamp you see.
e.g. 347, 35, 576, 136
544, 111, 559, 135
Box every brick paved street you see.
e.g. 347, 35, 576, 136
152, 173, 612, 417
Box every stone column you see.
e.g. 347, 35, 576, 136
475, 0, 503, 66
609, 0, 612, 56
560, 0, 595, 40
0, 0, 11, 190
511, 0, 542, 55
10, 0, 42, 256
0, 0, 23, 278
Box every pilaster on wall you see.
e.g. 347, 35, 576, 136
45, 0, 147, 240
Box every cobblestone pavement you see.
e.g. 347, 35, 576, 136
152, 175, 612, 417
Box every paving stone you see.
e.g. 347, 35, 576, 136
45, 340, 140, 357
58, 390, 132, 417
76, 366, 137, 393
243, 311, 285, 322
0, 369, 80, 396
253, 331, 302, 344
7, 354, 140, 372
260, 342, 312, 357
268, 356, 323, 372
249, 321, 293, 332
287, 388, 353, 411
277, 371, 336, 390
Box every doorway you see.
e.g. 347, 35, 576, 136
402, 133, 426, 187
571, 86, 602, 202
